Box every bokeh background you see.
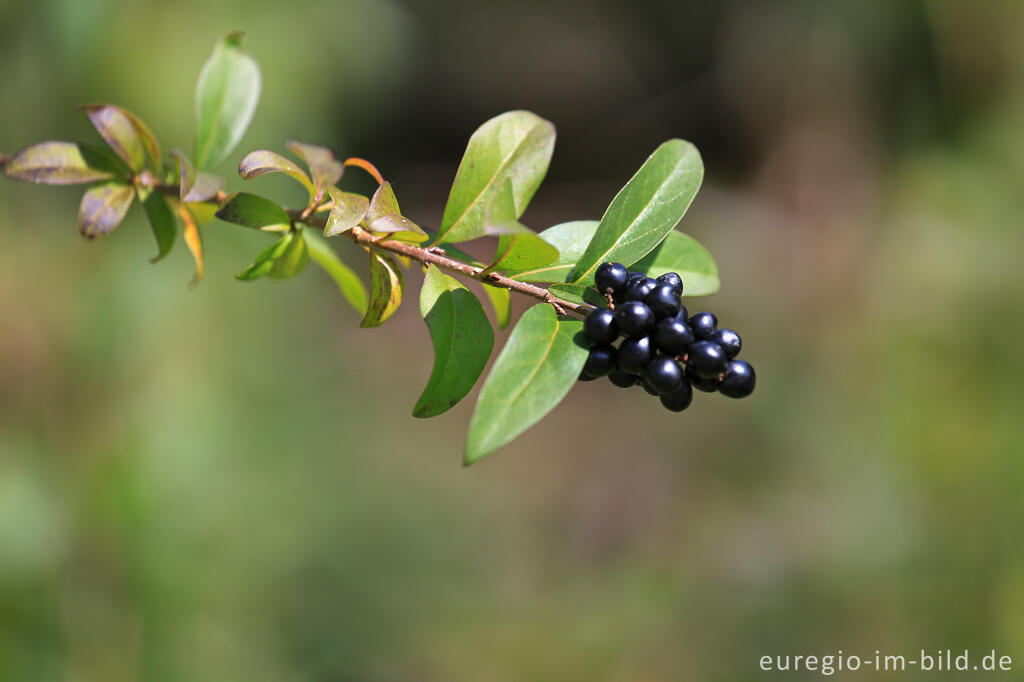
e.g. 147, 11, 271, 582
2, 0, 1024, 680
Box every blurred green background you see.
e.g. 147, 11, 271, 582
3, 0, 1024, 680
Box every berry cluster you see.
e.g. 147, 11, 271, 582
579, 262, 756, 412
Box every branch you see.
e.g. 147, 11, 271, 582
290, 210, 593, 318
145, 176, 594, 317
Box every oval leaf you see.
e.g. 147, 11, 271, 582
82, 104, 148, 172
194, 33, 261, 171
365, 182, 427, 243
216, 192, 291, 231
287, 140, 343, 195
360, 250, 403, 328
464, 305, 587, 464
482, 284, 511, 329
236, 233, 291, 281
268, 230, 308, 279
324, 187, 369, 237
436, 111, 555, 245
78, 182, 135, 239
4, 142, 119, 185
305, 231, 367, 314
490, 226, 559, 272
631, 230, 719, 296
238, 150, 314, 193
507, 220, 598, 282
481, 179, 558, 272
547, 283, 607, 308
571, 139, 703, 285
414, 266, 494, 418
142, 191, 176, 262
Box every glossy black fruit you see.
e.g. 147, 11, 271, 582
622, 277, 658, 302
675, 304, 689, 325
645, 356, 684, 394
660, 378, 693, 412
614, 301, 655, 337
686, 340, 727, 379
582, 344, 616, 378
656, 272, 683, 294
688, 312, 718, 340
639, 373, 660, 396
709, 328, 742, 359
718, 360, 756, 398
595, 262, 629, 294
645, 284, 683, 319
686, 366, 719, 392
626, 271, 647, 285
653, 317, 694, 355
617, 335, 653, 374
608, 367, 639, 388
584, 308, 619, 344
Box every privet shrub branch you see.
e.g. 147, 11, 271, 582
1, 34, 751, 464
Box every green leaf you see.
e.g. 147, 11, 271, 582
171, 149, 223, 202
547, 283, 607, 308
324, 187, 369, 237
364, 182, 427, 243
236, 235, 289, 280
413, 266, 494, 418
482, 180, 558, 272
215, 192, 291, 231
571, 139, 703, 285
194, 32, 261, 171
361, 250, 404, 327
481, 284, 511, 329
267, 230, 308, 279
464, 305, 587, 464
238, 150, 314, 193
3, 141, 119, 185
305, 230, 367, 314
142, 191, 176, 262
631, 231, 720, 296
78, 182, 135, 239
235, 230, 307, 280
82, 104, 149, 172
435, 110, 555, 244
287, 140, 343, 196
507, 220, 598, 282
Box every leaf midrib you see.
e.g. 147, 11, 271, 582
477, 317, 559, 447
574, 156, 690, 282
438, 119, 544, 242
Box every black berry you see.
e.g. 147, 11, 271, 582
639, 373, 660, 396
656, 272, 683, 295
614, 301, 655, 337
660, 378, 693, 412
675, 304, 689, 324
653, 317, 694, 355
718, 360, 756, 398
686, 340, 727, 379
581, 344, 616, 378
608, 367, 638, 388
584, 308, 619, 344
688, 312, 718, 340
595, 262, 628, 294
645, 284, 682, 319
686, 366, 719, 392
709, 328, 741, 359
617, 335, 653, 374
645, 356, 684, 394
622, 277, 657, 302
626, 271, 647, 286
